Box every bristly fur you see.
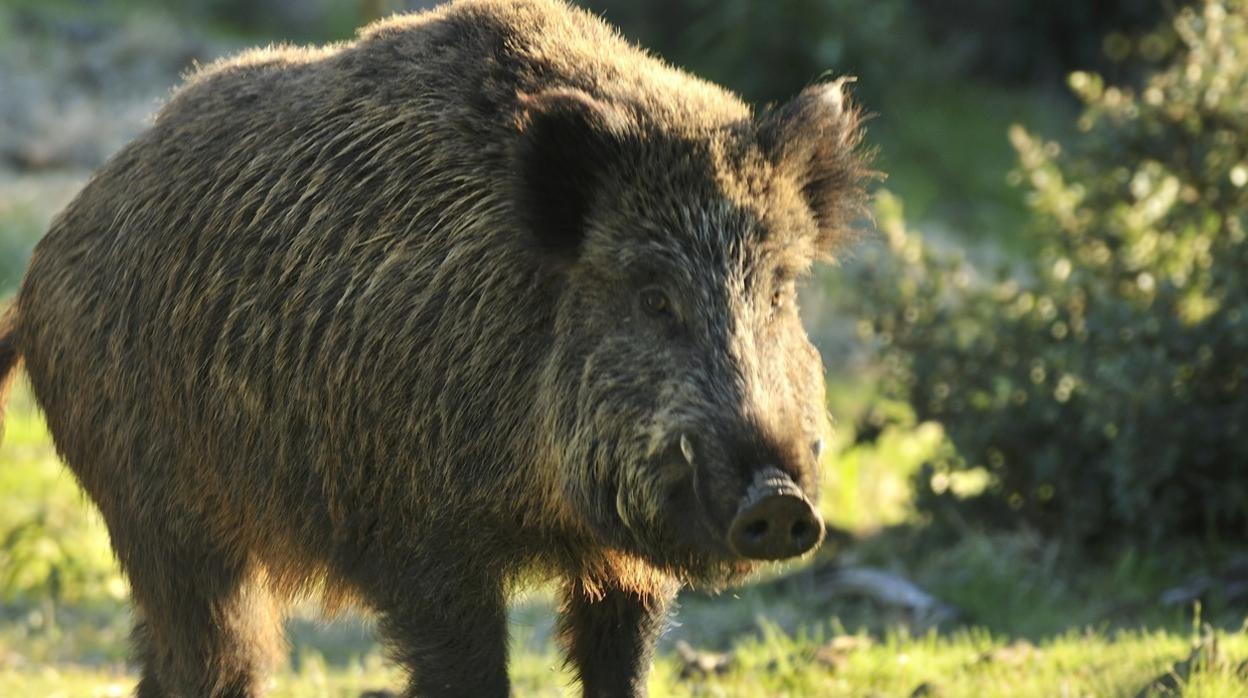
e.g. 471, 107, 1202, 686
1, 0, 873, 695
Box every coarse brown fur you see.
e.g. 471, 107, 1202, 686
0, 0, 871, 695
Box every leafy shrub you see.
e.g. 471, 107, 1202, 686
844, 0, 1248, 545
0, 384, 126, 606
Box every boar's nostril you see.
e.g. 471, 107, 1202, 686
791, 519, 811, 540
742, 519, 769, 541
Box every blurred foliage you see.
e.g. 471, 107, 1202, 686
843, 0, 1248, 545
0, 383, 126, 606
583, 0, 927, 106
916, 0, 1169, 85
42, 0, 1166, 102
0, 204, 42, 293
819, 379, 949, 536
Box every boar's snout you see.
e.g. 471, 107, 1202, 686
728, 467, 824, 561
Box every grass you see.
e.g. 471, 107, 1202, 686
3, 625, 1248, 697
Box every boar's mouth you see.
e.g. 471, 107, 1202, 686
597, 450, 738, 570
648, 477, 761, 585
662, 466, 736, 556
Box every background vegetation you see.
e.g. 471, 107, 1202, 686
843, 2, 1248, 547
1, 0, 1245, 695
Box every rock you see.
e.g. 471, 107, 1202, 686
674, 640, 733, 679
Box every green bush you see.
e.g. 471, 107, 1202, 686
844, 0, 1248, 545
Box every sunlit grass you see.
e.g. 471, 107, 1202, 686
3, 626, 1247, 697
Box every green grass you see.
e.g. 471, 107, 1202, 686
3, 626, 1247, 697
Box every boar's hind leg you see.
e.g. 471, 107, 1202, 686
370, 571, 510, 698
122, 533, 283, 698
557, 578, 679, 698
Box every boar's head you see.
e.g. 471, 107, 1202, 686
514, 81, 870, 586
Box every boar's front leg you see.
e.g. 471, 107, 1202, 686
373, 569, 510, 697
558, 576, 679, 698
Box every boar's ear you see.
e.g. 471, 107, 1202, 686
513, 89, 629, 262
757, 78, 874, 255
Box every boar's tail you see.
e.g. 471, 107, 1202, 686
0, 306, 21, 439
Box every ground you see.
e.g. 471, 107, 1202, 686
4, 617, 1248, 696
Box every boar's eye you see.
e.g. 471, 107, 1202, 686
770, 277, 796, 317
640, 287, 672, 318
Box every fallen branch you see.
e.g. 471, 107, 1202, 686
818, 566, 960, 627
